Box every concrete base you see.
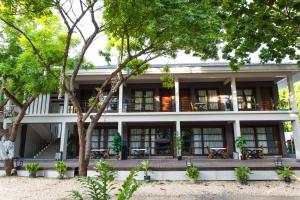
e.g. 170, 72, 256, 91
1, 169, 299, 181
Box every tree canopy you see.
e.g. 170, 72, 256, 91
221, 0, 300, 70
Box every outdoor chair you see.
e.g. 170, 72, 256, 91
221, 147, 229, 159
190, 103, 199, 111
207, 146, 215, 159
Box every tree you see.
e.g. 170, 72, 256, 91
221, 0, 300, 70
0, 6, 65, 174
1, 0, 223, 176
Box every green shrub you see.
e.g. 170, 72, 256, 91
141, 160, 151, 176
70, 160, 141, 200
186, 166, 199, 183
235, 136, 247, 150
234, 166, 252, 181
276, 166, 295, 180
55, 161, 68, 178
113, 132, 122, 155
25, 163, 40, 173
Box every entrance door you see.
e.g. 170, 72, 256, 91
180, 89, 191, 111
260, 87, 273, 111
160, 89, 173, 112
128, 127, 173, 156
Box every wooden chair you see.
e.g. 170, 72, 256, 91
207, 146, 214, 159
103, 149, 110, 159
257, 145, 264, 159
190, 103, 199, 111
221, 147, 229, 159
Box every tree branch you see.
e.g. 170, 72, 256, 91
2, 88, 24, 108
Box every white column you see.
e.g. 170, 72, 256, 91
41, 95, 46, 114
287, 74, 298, 112
233, 120, 241, 159
118, 84, 123, 113
37, 95, 42, 114
63, 93, 69, 114
292, 119, 300, 160
176, 121, 181, 156
60, 122, 68, 160
231, 76, 238, 112
175, 78, 180, 112
45, 94, 50, 114
118, 121, 122, 136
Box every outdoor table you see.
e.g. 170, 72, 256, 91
131, 148, 150, 159
91, 149, 109, 158
210, 147, 226, 158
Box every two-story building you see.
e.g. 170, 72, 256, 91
3, 63, 300, 161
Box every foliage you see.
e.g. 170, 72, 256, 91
141, 160, 151, 177
221, 1, 300, 70
70, 161, 141, 200
116, 167, 141, 200
54, 161, 68, 177
25, 163, 40, 173
175, 132, 183, 157
160, 65, 175, 89
235, 136, 247, 150
276, 166, 295, 179
113, 132, 122, 155
234, 166, 252, 181
186, 166, 199, 183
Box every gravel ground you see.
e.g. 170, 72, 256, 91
0, 177, 300, 200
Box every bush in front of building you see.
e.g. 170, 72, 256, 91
186, 166, 200, 183
276, 166, 295, 183
234, 166, 252, 185
55, 161, 68, 179
25, 163, 41, 178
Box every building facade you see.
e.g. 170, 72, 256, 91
3, 63, 300, 160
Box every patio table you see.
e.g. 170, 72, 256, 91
131, 148, 150, 159
210, 148, 227, 158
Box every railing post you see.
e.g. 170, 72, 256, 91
118, 84, 123, 113
175, 78, 180, 112
231, 76, 238, 112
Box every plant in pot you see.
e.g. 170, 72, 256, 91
186, 166, 200, 183
234, 166, 252, 185
113, 132, 122, 160
276, 166, 295, 183
235, 136, 247, 160
141, 160, 151, 182
25, 163, 41, 178
55, 161, 68, 179
175, 132, 183, 160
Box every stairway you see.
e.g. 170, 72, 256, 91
34, 140, 60, 159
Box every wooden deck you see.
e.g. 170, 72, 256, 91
1, 158, 300, 171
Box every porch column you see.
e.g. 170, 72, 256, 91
233, 120, 241, 159
287, 73, 298, 112
60, 122, 68, 160
118, 121, 123, 159
118, 84, 123, 113
175, 78, 180, 112
231, 76, 238, 112
292, 119, 300, 160
176, 121, 181, 156
63, 93, 69, 114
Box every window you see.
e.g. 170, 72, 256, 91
91, 128, 118, 154
182, 127, 224, 155
241, 126, 280, 154
197, 89, 219, 110
237, 89, 256, 110
133, 90, 154, 111
129, 127, 172, 155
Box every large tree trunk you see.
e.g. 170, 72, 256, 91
77, 121, 87, 176
84, 118, 99, 168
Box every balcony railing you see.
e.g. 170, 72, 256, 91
181, 102, 233, 112
68, 100, 119, 114
123, 102, 175, 112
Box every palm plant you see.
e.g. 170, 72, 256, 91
234, 166, 252, 185
69, 161, 141, 200
276, 166, 295, 183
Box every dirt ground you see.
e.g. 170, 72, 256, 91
0, 177, 300, 200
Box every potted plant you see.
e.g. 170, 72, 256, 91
276, 166, 295, 183
234, 166, 252, 185
186, 166, 200, 183
235, 136, 247, 160
141, 160, 151, 182
175, 132, 183, 160
25, 163, 41, 178
54, 161, 68, 179
113, 132, 122, 160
